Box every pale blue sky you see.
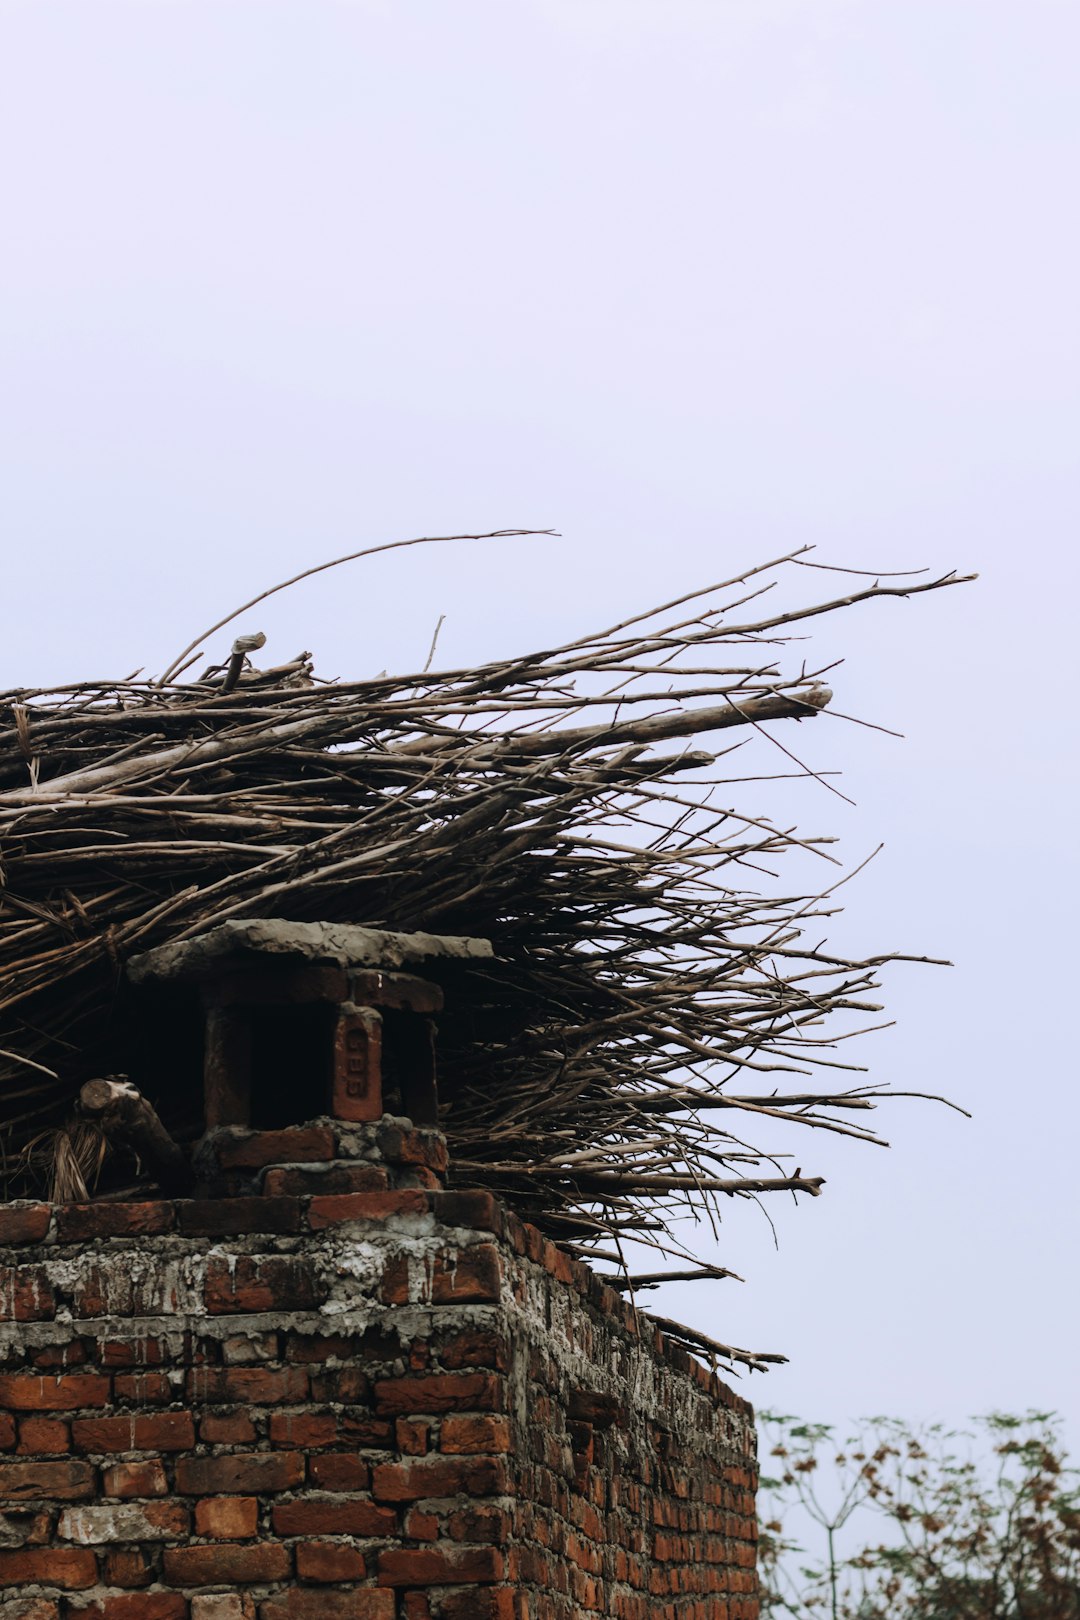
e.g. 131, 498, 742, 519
1, 2, 1077, 1438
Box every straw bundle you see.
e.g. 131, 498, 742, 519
0, 539, 970, 1357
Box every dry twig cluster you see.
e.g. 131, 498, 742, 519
0, 539, 970, 1364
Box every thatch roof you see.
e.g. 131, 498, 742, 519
0, 538, 971, 1364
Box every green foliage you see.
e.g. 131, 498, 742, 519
758, 1410, 1080, 1619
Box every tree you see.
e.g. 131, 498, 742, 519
758, 1411, 1080, 1619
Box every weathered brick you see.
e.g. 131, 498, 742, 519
102, 1548, 152, 1586
259, 1592, 395, 1619
163, 1541, 291, 1584
374, 1123, 447, 1171
70, 1597, 188, 1620
306, 1191, 427, 1228
222, 1332, 279, 1364
372, 1456, 507, 1502
377, 1544, 504, 1585
295, 1541, 367, 1582
0, 1598, 61, 1620
53, 1202, 175, 1240
188, 1366, 309, 1404
177, 1197, 301, 1236
440, 1415, 512, 1454
71, 1413, 195, 1453
263, 1163, 388, 1197
0, 1205, 51, 1245
191, 1597, 256, 1620
205, 1255, 325, 1314
0, 1547, 98, 1587
272, 1497, 397, 1537
0, 1507, 49, 1546
58, 1501, 189, 1543
437, 1331, 510, 1372
195, 1495, 259, 1539
113, 1372, 173, 1405
31, 1341, 87, 1370
374, 1373, 504, 1416
101, 1459, 168, 1498
437, 1589, 518, 1620
176, 1452, 305, 1495
214, 1126, 335, 1170
0, 1268, 54, 1323
0, 1460, 94, 1500
396, 1417, 429, 1456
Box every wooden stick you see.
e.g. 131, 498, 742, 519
76, 1078, 194, 1197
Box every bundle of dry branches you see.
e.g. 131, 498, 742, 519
0, 538, 971, 1354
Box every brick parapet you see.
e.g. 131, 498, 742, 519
0, 1123, 758, 1619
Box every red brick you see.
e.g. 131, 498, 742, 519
284, 1332, 362, 1364
295, 1542, 367, 1582
403, 1507, 439, 1541
113, 1372, 173, 1404
195, 1496, 259, 1539
0, 1374, 109, 1412
31, 1341, 88, 1369
73, 1597, 188, 1620
102, 1548, 152, 1586
163, 1542, 291, 1585
102, 1459, 168, 1498
99, 1338, 167, 1368
429, 1246, 502, 1304
377, 1545, 504, 1585
53, 1202, 174, 1240
0, 1205, 51, 1244
57, 1501, 189, 1543
263, 1164, 388, 1197
269, 1412, 337, 1448
200, 1411, 256, 1444
308, 1366, 368, 1403
0, 1267, 54, 1323
0, 1548, 97, 1587
429, 1191, 504, 1235
214, 1126, 335, 1170
259, 1592, 395, 1620
396, 1417, 429, 1455
17, 1417, 70, 1454
372, 1456, 507, 1502
272, 1497, 397, 1537
374, 1373, 504, 1416
307, 1454, 370, 1491
437, 1589, 518, 1620
177, 1197, 301, 1236
176, 1452, 304, 1495
0, 1415, 14, 1451
204, 1256, 325, 1314
0, 1460, 94, 1500
307, 1191, 427, 1229
437, 1331, 510, 1372
72, 1413, 195, 1453
440, 1415, 512, 1454
188, 1367, 308, 1404
374, 1123, 447, 1171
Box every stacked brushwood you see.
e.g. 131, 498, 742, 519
0, 542, 970, 1366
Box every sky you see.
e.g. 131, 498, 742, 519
0, 2, 1078, 1443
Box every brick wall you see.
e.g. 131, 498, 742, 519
0, 1120, 759, 1620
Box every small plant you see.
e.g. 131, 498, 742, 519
759, 1410, 1080, 1619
